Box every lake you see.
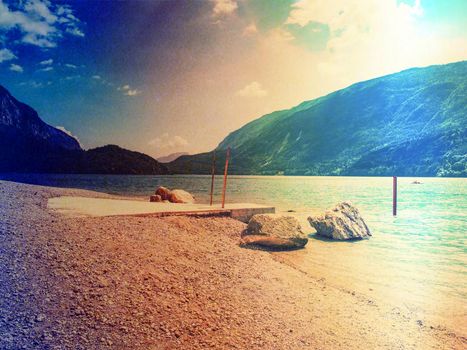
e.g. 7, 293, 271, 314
1, 173, 466, 330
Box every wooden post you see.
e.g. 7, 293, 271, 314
393, 176, 397, 216
221, 147, 231, 209
209, 151, 216, 206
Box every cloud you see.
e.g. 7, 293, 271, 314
242, 0, 467, 108
39, 58, 53, 65
118, 84, 142, 96
125, 89, 142, 96
0, 48, 16, 62
22, 33, 55, 48
243, 23, 257, 36
24, 0, 58, 24
18, 80, 50, 88
66, 27, 84, 37
38, 66, 53, 72
0, 0, 84, 49
285, 21, 330, 51
64, 63, 77, 68
285, 0, 425, 54
148, 133, 189, 151
90, 74, 115, 88
56, 125, 81, 146
236, 81, 267, 97
9, 63, 23, 72
211, 0, 237, 17
64, 75, 80, 80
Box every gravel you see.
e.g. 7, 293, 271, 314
0, 180, 464, 349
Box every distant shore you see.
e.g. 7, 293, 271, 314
0, 180, 465, 349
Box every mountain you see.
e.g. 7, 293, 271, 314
79, 145, 169, 175
169, 61, 467, 177
0, 85, 169, 175
0, 85, 81, 150
157, 152, 189, 163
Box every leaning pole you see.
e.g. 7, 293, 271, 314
221, 147, 231, 209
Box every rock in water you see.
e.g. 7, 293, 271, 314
149, 194, 162, 202
169, 189, 195, 204
155, 186, 172, 200
308, 202, 371, 240
241, 214, 308, 250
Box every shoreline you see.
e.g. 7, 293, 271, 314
0, 180, 465, 349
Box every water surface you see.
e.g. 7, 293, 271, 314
2, 174, 465, 330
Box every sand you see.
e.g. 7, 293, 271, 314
0, 180, 465, 349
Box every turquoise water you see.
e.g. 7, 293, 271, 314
2, 174, 466, 328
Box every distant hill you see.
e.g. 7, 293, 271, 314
169, 61, 467, 177
73, 145, 169, 175
157, 152, 189, 163
0, 85, 169, 175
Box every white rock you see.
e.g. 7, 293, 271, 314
308, 202, 371, 240
241, 214, 308, 249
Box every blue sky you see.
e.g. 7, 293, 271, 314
0, 0, 466, 157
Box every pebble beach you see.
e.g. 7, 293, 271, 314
0, 180, 465, 349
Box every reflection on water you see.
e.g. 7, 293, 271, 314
2, 173, 466, 329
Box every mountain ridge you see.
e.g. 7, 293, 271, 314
169, 61, 467, 177
0, 85, 82, 151
157, 152, 189, 163
0, 85, 169, 175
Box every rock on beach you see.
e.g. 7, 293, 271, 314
241, 214, 308, 250
169, 189, 195, 204
150, 194, 162, 202
152, 187, 195, 204
155, 186, 172, 200
308, 202, 371, 240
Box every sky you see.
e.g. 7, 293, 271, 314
0, 0, 466, 158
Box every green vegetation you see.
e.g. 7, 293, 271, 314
170, 61, 467, 177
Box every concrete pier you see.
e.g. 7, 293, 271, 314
48, 196, 275, 223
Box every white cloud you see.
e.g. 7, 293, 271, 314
211, 0, 237, 17
125, 89, 142, 96
236, 81, 267, 97
286, 0, 425, 54
0, 48, 16, 62
66, 27, 84, 37
148, 133, 189, 151
25, 0, 58, 24
9, 63, 23, 72
22, 33, 56, 47
243, 23, 258, 36
0, 0, 84, 49
118, 84, 142, 96
65, 63, 77, 68
64, 75, 80, 80
39, 58, 53, 65
92, 75, 101, 80
38, 66, 53, 72
277, 0, 467, 88
56, 125, 81, 146
18, 80, 48, 88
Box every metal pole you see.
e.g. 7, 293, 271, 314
393, 176, 397, 216
221, 147, 231, 209
209, 151, 216, 206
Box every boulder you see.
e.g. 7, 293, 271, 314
308, 202, 371, 240
241, 214, 308, 250
149, 194, 162, 202
155, 186, 172, 200
168, 189, 195, 204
